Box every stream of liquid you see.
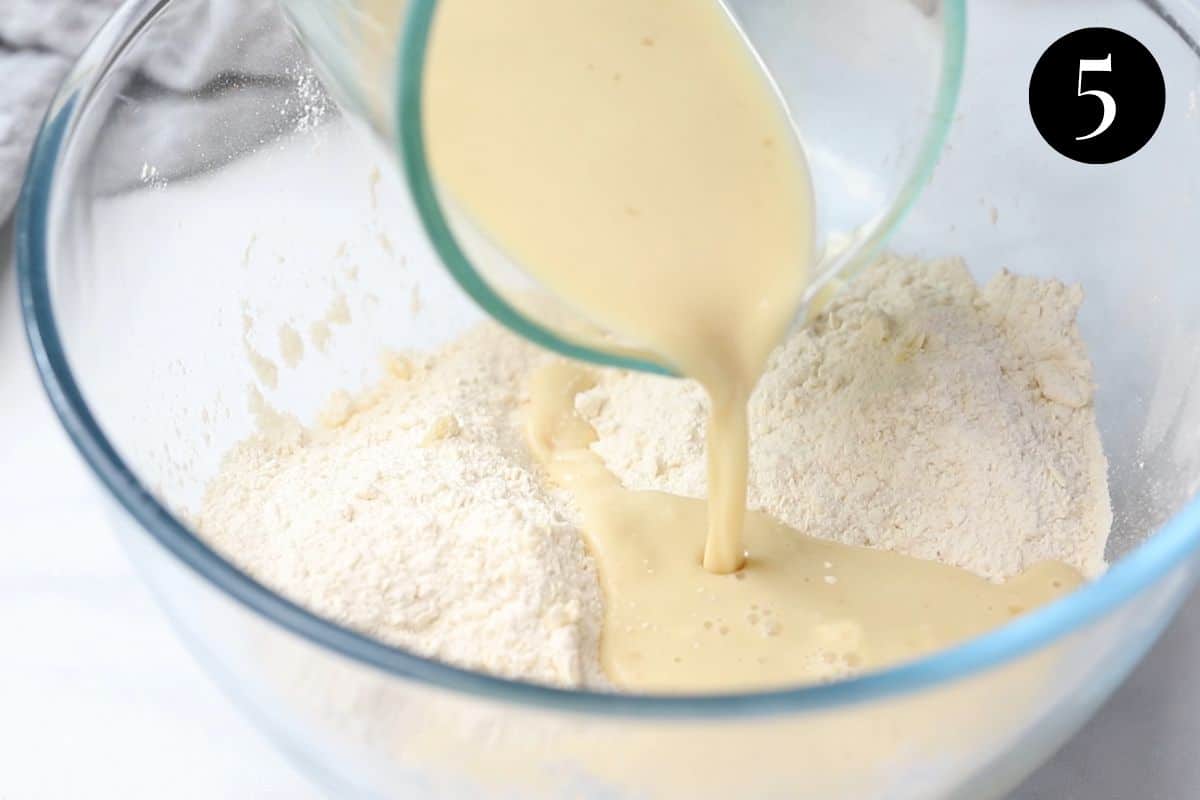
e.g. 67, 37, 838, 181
426, 0, 810, 573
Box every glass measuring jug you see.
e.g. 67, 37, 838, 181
279, 0, 965, 374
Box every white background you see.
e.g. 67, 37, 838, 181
2, 219, 1199, 798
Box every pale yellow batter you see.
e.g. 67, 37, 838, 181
527, 362, 1082, 691
426, 0, 811, 574
422, 0, 1089, 692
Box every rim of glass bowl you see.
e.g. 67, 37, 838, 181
397, 0, 968, 376
17, 0, 1200, 719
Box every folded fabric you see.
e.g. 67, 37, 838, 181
0, 0, 292, 223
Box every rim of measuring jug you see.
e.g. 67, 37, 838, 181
395, 1, 967, 375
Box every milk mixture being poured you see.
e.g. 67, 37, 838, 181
425, 0, 812, 574
197, 0, 1112, 692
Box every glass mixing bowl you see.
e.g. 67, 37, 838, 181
278, 0, 964, 374
16, 0, 1200, 797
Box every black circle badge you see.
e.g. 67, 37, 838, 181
1029, 27, 1165, 164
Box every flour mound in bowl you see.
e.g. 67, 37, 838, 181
578, 256, 1112, 581
196, 328, 609, 688
195, 256, 1111, 688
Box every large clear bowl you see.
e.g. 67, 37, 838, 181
16, 0, 1200, 797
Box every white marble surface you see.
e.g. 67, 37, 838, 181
2, 217, 1198, 799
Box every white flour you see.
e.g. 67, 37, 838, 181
197, 256, 1111, 687
197, 329, 608, 688
580, 256, 1111, 580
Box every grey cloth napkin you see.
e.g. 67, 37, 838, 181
0, 0, 122, 221
0, 0, 292, 223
